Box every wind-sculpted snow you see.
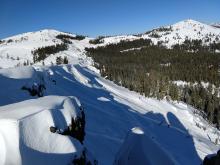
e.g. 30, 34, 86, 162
0, 96, 84, 165
0, 65, 219, 164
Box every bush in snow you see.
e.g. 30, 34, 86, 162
56, 56, 63, 65
69, 108, 86, 144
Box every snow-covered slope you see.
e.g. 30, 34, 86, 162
96, 19, 220, 48
0, 29, 92, 68
0, 64, 219, 165
1, 19, 220, 69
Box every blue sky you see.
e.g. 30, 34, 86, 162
0, 0, 219, 39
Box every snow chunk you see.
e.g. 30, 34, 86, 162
131, 127, 144, 134
97, 97, 110, 102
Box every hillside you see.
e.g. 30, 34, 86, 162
89, 19, 220, 49
0, 29, 92, 68
142, 19, 220, 47
0, 19, 220, 165
0, 64, 219, 165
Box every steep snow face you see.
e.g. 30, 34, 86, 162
0, 29, 92, 68
0, 65, 219, 165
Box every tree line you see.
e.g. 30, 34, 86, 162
32, 43, 68, 62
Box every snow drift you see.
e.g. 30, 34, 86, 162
0, 96, 84, 165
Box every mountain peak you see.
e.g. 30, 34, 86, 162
183, 19, 200, 23
173, 19, 206, 27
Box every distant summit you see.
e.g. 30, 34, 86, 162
211, 23, 220, 28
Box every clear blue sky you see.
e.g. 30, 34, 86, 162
0, 0, 219, 39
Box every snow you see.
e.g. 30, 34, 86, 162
173, 80, 216, 91
131, 127, 144, 134
115, 127, 177, 165
0, 64, 219, 165
97, 35, 139, 46
0, 66, 36, 79
0, 29, 92, 69
0, 20, 220, 165
141, 19, 220, 48
86, 19, 220, 50
0, 96, 83, 165
1, 19, 219, 69
97, 97, 110, 102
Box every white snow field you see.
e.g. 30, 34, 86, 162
0, 19, 220, 165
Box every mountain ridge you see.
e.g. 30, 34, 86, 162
1, 19, 219, 69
